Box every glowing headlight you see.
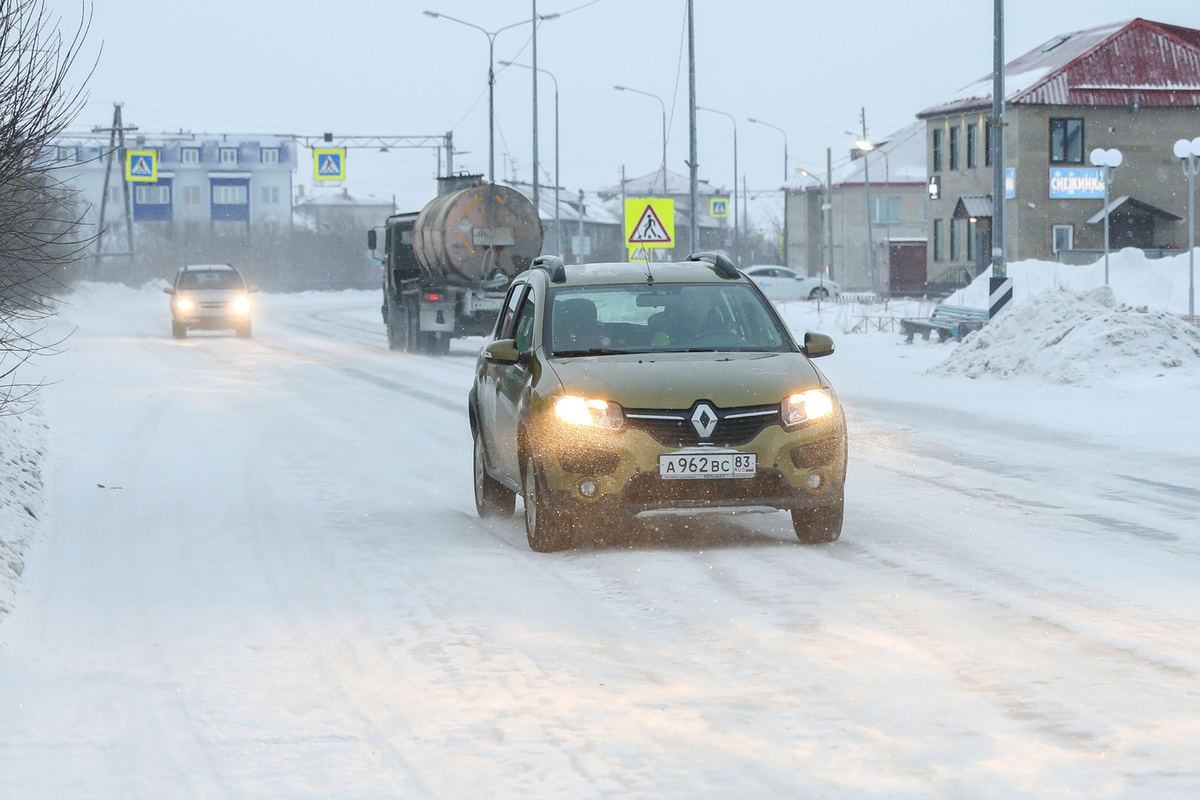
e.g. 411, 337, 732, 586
232, 295, 251, 314
781, 389, 834, 428
175, 298, 194, 312
554, 396, 624, 429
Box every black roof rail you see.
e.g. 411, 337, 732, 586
685, 251, 739, 280
532, 255, 567, 283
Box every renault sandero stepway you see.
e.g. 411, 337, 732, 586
468, 252, 848, 553
165, 264, 255, 338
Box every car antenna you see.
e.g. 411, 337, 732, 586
642, 252, 653, 284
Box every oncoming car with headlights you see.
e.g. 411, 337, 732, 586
165, 264, 256, 338
468, 252, 848, 552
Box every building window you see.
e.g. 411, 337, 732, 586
949, 126, 960, 171
261, 148, 279, 164
984, 124, 993, 167
135, 185, 170, 204
262, 186, 280, 204
182, 186, 201, 204
56, 146, 77, 163
219, 148, 239, 165
932, 129, 943, 173
182, 148, 200, 164
1049, 118, 1084, 164
966, 123, 977, 169
212, 184, 248, 204
870, 197, 901, 224
933, 219, 944, 262
950, 218, 959, 262
1052, 224, 1074, 253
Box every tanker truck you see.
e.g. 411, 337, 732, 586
368, 174, 543, 354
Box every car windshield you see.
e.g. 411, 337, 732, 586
177, 270, 244, 291
547, 283, 793, 356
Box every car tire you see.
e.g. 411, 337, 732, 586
474, 429, 515, 518
172, 321, 186, 339
235, 322, 252, 338
792, 501, 843, 544
523, 454, 572, 552
386, 303, 404, 351
809, 286, 830, 301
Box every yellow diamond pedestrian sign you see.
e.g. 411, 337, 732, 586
624, 198, 674, 249
125, 150, 158, 182
314, 148, 346, 181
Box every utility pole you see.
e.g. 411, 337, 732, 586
577, 188, 586, 265
990, 0, 1013, 318
531, 0, 539, 211
92, 102, 138, 274
687, 0, 699, 254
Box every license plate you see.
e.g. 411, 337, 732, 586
659, 452, 756, 480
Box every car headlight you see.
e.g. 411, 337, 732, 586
554, 396, 624, 429
781, 389, 834, 428
175, 297, 194, 312
232, 295, 251, 314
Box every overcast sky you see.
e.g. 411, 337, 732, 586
48, 0, 1200, 214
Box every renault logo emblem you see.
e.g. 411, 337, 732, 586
691, 403, 718, 439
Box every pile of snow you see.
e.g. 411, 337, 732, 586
943, 248, 1199, 315
932, 285, 1200, 383
0, 404, 47, 614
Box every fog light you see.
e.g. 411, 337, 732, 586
806, 473, 822, 490
579, 480, 597, 498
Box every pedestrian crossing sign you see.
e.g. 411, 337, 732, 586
624, 198, 675, 249
710, 197, 729, 218
125, 150, 158, 182
314, 148, 346, 181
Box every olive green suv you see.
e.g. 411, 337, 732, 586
468, 253, 847, 552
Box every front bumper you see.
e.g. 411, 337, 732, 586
534, 413, 847, 515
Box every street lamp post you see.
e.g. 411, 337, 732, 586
1089, 147, 1123, 285
857, 137, 891, 292
614, 85, 667, 196
748, 117, 788, 181
698, 106, 738, 264
748, 117, 789, 264
424, 10, 530, 184
1174, 137, 1200, 318
504, 60, 561, 254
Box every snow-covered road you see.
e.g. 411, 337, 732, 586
2, 285, 1199, 798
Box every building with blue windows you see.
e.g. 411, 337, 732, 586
54, 134, 297, 237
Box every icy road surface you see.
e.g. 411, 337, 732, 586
2, 285, 1199, 798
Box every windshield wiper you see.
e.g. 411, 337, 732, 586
552, 347, 636, 357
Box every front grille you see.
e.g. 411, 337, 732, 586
624, 402, 780, 447
199, 301, 227, 309
620, 469, 794, 507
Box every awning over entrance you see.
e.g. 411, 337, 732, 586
1086, 195, 1183, 224
952, 195, 993, 219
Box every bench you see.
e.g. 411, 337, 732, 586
901, 304, 988, 343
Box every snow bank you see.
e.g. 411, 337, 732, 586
932, 285, 1200, 383
0, 403, 47, 615
942, 248, 1200, 315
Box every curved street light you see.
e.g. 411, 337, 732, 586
424, 10, 534, 184
1089, 147, 1123, 285
748, 117, 788, 182
697, 105, 738, 264
502, 59, 561, 254
1174, 137, 1200, 318
614, 85, 667, 196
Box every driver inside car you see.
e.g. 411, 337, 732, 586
651, 291, 738, 347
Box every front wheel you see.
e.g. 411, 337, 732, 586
523, 455, 573, 552
235, 322, 252, 338
474, 429, 515, 518
171, 320, 186, 339
792, 501, 843, 544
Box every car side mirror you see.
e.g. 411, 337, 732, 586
802, 332, 834, 358
484, 339, 522, 364
367, 229, 377, 250
249, 286, 260, 293
163, 287, 175, 294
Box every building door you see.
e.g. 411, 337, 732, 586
1111, 211, 1154, 249
888, 242, 927, 295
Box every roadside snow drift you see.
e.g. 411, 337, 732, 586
932, 285, 1200, 383
0, 405, 47, 614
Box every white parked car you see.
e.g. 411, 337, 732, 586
744, 266, 841, 302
